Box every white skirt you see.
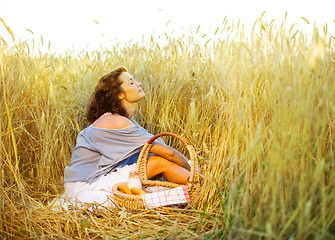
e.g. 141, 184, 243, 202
50, 163, 136, 210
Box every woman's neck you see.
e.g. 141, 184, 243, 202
123, 102, 137, 118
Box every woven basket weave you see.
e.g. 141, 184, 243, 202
112, 132, 200, 209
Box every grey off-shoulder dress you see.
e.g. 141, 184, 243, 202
52, 113, 163, 208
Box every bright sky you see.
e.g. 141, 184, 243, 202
1, 0, 334, 53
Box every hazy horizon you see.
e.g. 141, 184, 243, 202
1, 0, 334, 54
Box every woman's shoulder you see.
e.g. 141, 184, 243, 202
91, 113, 133, 130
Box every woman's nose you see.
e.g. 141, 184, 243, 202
136, 81, 142, 87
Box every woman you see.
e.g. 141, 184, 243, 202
59, 67, 191, 207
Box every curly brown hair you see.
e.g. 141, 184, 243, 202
85, 67, 128, 123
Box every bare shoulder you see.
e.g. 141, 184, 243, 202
92, 114, 133, 129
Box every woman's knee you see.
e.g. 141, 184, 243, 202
147, 156, 168, 177
147, 156, 177, 174
147, 156, 165, 169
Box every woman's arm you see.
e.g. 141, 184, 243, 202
149, 142, 191, 171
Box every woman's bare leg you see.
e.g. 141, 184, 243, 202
146, 156, 190, 184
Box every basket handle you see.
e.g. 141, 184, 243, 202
146, 132, 190, 145
136, 132, 199, 184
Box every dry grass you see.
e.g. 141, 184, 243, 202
1, 17, 335, 239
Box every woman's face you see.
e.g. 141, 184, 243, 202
118, 72, 145, 103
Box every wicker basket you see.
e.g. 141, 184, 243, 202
112, 132, 200, 209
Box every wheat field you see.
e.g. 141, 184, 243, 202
1, 16, 335, 239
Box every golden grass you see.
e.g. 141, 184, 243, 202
1, 17, 335, 239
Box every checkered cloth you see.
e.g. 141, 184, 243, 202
142, 185, 190, 207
